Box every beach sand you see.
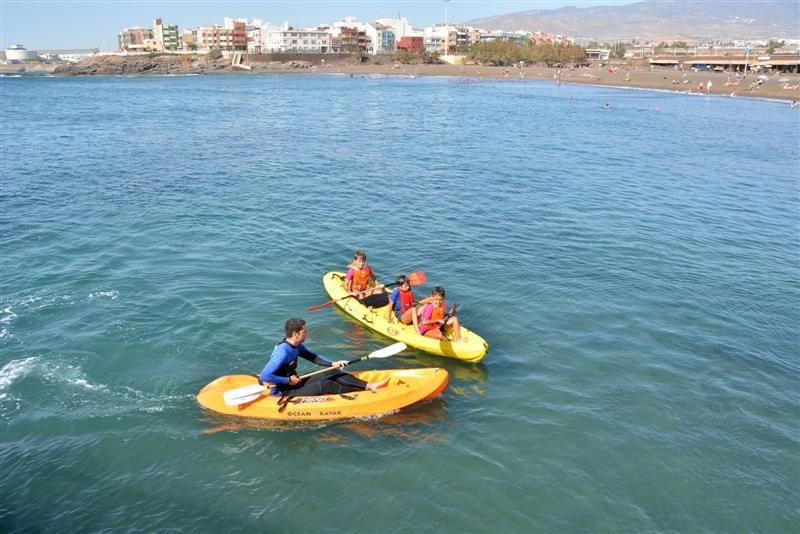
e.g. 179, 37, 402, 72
318, 63, 800, 102
11, 56, 799, 102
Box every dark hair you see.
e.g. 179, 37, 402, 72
354, 249, 367, 260
396, 274, 409, 286
432, 286, 445, 298
284, 318, 306, 338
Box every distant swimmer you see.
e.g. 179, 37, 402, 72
603, 103, 609, 109
791, 100, 798, 109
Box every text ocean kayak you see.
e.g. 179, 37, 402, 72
196, 368, 448, 421
323, 272, 488, 362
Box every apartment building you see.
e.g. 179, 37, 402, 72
197, 26, 240, 51
154, 18, 179, 51
364, 23, 395, 55
334, 26, 368, 53
118, 27, 155, 52
375, 17, 415, 41
396, 36, 424, 53
264, 29, 330, 53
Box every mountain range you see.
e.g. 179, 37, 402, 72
462, 0, 800, 42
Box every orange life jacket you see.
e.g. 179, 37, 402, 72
350, 265, 373, 292
430, 302, 446, 322
419, 300, 446, 334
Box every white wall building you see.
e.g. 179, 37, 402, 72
424, 25, 452, 53
4, 44, 40, 61
375, 17, 417, 40
264, 29, 330, 53
364, 22, 395, 55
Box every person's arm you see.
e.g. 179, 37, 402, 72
298, 344, 334, 366
419, 303, 435, 328
344, 268, 355, 293
259, 348, 291, 385
298, 344, 348, 370
387, 289, 398, 322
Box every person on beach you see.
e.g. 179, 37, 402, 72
387, 274, 420, 334
791, 100, 797, 109
258, 318, 388, 396
418, 286, 462, 341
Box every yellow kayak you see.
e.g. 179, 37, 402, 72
323, 272, 488, 362
196, 368, 448, 421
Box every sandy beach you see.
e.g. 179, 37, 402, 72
325, 63, 800, 102
8, 55, 800, 102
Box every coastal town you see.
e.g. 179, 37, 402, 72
2, 13, 799, 101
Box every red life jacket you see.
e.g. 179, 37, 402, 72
397, 287, 415, 314
350, 265, 373, 292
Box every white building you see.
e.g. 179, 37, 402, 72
424, 25, 452, 54
4, 44, 40, 61
364, 22, 395, 55
264, 29, 330, 53
375, 17, 417, 40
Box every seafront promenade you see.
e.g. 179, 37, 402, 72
4, 55, 800, 101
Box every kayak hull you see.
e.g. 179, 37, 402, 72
196, 368, 448, 421
323, 271, 488, 362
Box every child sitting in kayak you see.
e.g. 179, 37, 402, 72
344, 250, 389, 308
387, 274, 420, 334
418, 286, 462, 341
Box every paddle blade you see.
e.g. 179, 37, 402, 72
367, 342, 407, 360
407, 271, 426, 286
224, 384, 268, 406
306, 299, 335, 312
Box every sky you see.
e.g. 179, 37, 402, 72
0, 0, 637, 50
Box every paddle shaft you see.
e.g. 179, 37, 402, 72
306, 282, 398, 312
306, 271, 425, 312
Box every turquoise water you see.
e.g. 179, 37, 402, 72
1, 74, 798, 532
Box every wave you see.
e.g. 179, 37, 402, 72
0, 356, 40, 397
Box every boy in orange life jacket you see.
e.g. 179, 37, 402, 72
387, 274, 420, 334
344, 250, 390, 308
344, 250, 377, 296
418, 286, 462, 341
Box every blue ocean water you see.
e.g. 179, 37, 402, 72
1, 73, 798, 532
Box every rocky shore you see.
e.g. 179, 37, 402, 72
11, 54, 797, 102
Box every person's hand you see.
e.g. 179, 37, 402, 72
332, 360, 348, 369
387, 315, 394, 323
288, 375, 301, 386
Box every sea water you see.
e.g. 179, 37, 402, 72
1, 74, 798, 531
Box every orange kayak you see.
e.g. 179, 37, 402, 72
196, 368, 448, 421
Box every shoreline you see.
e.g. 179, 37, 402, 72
6, 57, 799, 102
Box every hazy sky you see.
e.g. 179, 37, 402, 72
1, 0, 637, 50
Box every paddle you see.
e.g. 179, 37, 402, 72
306, 271, 426, 312
223, 342, 408, 406
439, 303, 457, 333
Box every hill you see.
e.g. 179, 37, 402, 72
463, 0, 800, 41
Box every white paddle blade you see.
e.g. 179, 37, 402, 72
223, 384, 268, 406
368, 342, 407, 359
